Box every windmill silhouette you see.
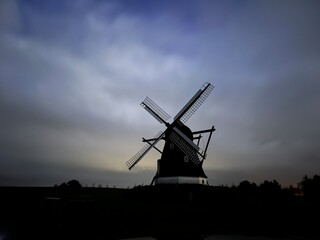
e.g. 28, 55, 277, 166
126, 82, 215, 185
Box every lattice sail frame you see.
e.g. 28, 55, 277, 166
174, 82, 214, 123
141, 97, 171, 124
169, 127, 204, 165
126, 131, 164, 170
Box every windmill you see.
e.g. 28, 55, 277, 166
126, 82, 215, 185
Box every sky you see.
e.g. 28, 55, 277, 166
1, 0, 320, 187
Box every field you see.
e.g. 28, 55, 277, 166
0, 185, 319, 239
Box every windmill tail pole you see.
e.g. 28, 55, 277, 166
204, 125, 215, 157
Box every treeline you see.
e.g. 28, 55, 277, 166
234, 174, 320, 199
54, 174, 320, 199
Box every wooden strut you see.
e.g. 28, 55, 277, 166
192, 126, 216, 157
203, 126, 215, 156
142, 138, 163, 154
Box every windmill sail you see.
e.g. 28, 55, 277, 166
141, 97, 171, 124
169, 127, 205, 165
126, 131, 165, 170
174, 82, 214, 123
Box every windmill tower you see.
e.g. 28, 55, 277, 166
126, 82, 215, 185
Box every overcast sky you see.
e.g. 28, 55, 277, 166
1, 0, 320, 187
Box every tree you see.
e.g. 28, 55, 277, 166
298, 174, 320, 198
67, 179, 82, 188
58, 179, 82, 188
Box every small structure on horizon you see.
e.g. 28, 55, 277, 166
126, 82, 215, 185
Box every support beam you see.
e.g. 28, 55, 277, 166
142, 138, 162, 154
192, 127, 216, 135
204, 126, 215, 156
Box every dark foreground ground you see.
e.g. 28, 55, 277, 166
0, 185, 319, 239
